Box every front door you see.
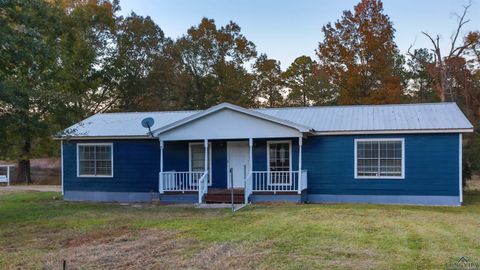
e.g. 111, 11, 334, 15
227, 141, 250, 188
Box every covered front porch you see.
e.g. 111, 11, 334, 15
152, 103, 312, 204
157, 138, 308, 204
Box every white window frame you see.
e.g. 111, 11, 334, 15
267, 140, 293, 186
188, 142, 212, 185
77, 143, 114, 178
354, 138, 405, 179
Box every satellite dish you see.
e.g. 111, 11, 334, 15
141, 117, 155, 136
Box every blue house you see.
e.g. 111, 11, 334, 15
58, 102, 473, 206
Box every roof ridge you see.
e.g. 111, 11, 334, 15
255, 102, 454, 111
92, 102, 454, 115
97, 110, 201, 115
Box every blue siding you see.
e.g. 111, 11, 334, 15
63, 140, 160, 193
303, 133, 460, 196
63, 134, 459, 199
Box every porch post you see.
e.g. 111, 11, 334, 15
159, 139, 164, 194
298, 137, 303, 194
249, 138, 253, 173
204, 139, 208, 172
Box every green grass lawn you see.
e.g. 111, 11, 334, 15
1, 191, 480, 269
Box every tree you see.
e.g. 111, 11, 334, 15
282, 56, 334, 106
0, 0, 67, 183
408, 3, 480, 122
56, 0, 118, 119
252, 54, 284, 107
0, 0, 118, 183
317, 0, 404, 105
409, 3, 479, 103
175, 18, 257, 109
406, 48, 438, 102
109, 12, 167, 111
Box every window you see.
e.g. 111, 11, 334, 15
77, 143, 113, 177
355, 139, 404, 179
189, 143, 212, 185
267, 141, 291, 185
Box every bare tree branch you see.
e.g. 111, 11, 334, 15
449, 2, 472, 57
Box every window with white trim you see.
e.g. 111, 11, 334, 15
355, 139, 404, 178
268, 141, 291, 185
189, 143, 212, 185
78, 144, 113, 177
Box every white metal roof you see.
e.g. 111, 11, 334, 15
60, 102, 473, 138
255, 102, 473, 134
62, 110, 197, 138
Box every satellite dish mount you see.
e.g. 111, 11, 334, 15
141, 117, 155, 137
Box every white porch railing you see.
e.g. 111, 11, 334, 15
0, 165, 14, 186
159, 171, 205, 193
246, 171, 308, 198
198, 172, 209, 204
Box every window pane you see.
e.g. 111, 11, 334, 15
357, 140, 402, 178
191, 145, 205, 171
269, 142, 291, 184
78, 144, 112, 176
269, 143, 290, 172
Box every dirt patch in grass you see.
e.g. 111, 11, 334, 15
43, 229, 271, 270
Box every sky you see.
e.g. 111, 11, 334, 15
118, 0, 480, 69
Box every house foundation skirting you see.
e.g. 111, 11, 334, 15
159, 194, 198, 203
64, 191, 159, 202
307, 194, 461, 206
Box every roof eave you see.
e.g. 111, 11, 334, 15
313, 128, 474, 135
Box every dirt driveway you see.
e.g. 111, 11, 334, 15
0, 185, 60, 192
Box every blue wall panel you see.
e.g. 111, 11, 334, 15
302, 133, 459, 196
63, 139, 160, 193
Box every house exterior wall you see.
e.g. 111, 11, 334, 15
302, 133, 461, 205
62, 133, 461, 205
63, 139, 160, 201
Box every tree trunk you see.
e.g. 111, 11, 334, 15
16, 138, 32, 184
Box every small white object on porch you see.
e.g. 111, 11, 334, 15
0, 165, 14, 186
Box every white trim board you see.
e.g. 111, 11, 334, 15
459, 134, 463, 203
315, 128, 473, 136
354, 138, 405, 180
76, 143, 114, 178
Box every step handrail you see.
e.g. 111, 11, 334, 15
244, 172, 253, 204
198, 171, 209, 204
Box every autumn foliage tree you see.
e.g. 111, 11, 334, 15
317, 0, 403, 105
